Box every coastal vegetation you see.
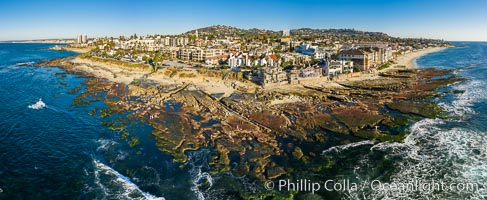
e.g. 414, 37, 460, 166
377, 62, 391, 70
79, 53, 151, 70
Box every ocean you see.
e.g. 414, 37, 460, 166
0, 43, 181, 199
321, 42, 487, 199
0, 42, 486, 199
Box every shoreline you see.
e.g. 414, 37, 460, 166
388, 47, 449, 70
338, 47, 449, 82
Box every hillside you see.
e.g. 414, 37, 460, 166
185, 25, 449, 45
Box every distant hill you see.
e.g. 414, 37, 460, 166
185, 25, 279, 38
186, 25, 391, 38
185, 25, 449, 45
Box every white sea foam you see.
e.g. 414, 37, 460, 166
28, 98, 46, 110
15, 61, 35, 66
322, 140, 375, 155
439, 80, 487, 117
370, 127, 486, 199
336, 75, 487, 199
96, 139, 117, 152
186, 150, 214, 200
93, 159, 165, 200
340, 118, 487, 199
192, 171, 213, 200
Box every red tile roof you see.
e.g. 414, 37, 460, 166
269, 54, 278, 61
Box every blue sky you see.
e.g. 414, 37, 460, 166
0, 0, 486, 41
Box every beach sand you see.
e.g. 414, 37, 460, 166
390, 47, 448, 70
337, 47, 448, 82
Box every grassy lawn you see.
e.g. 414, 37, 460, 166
377, 62, 391, 70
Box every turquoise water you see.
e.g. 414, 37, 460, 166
0, 42, 486, 199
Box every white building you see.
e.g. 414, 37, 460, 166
76, 34, 88, 44
282, 30, 290, 37
323, 60, 354, 78
295, 44, 317, 56
228, 55, 238, 68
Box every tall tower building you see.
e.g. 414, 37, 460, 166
76, 35, 82, 44
81, 35, 87, 43
76, 34, 88, 44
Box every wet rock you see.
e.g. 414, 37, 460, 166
386, 101, 443, 118
266, 165, 286, 179
292, 147, 304, 160
332, 106, 386, 133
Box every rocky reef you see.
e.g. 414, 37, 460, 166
36, 57, 464, 198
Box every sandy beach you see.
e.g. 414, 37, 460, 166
390, 47, 448, 70
331, 47, 449, 83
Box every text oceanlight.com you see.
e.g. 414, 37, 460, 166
264, 179, 483, 195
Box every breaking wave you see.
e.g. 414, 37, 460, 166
438, 80, 487, 117
92, 160, 165, 200
186, 149, 214, 200
16, 61, 35, 66
322, 140, 375, 155
338, 69, 487, 199
360, 120, 487, 199
96, 139, 117, 152
28, 98, 46, 110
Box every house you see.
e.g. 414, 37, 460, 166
228, 55, 239, 67
177, 48, 195, 60
287, 64, 323, 84
260, 57, 267, 66
314, 47, 335, 60
268, 54, 281, 67
205, 55, 227, 65
298, 64, 322, 79
192, 48, 226, 62
244, 66, 287, 85
295, 44, 316, 56
259, 66, 288, 85
338, 49, 373, 71
323, 60, 354, 78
